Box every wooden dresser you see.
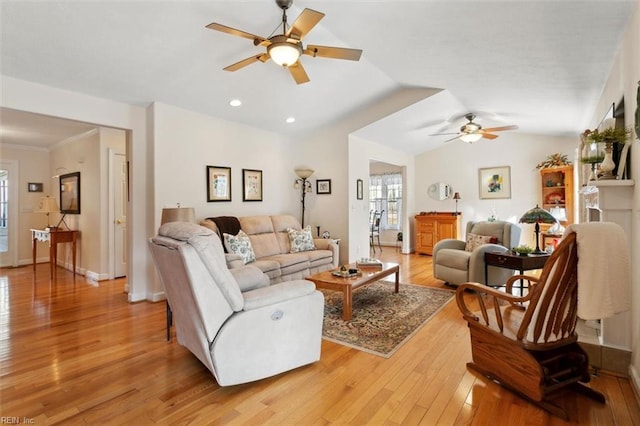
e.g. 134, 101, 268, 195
415, 212, 460, 255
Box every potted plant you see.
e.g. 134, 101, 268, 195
512, 245, 534, 256
587, 127, 631, 179
535, 153, 572, 170
580, 154, 605, 181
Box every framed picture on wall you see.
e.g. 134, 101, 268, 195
243, 169, 263, 201
60, 172, 81, 214
478, 166, 511, 199
206, 165, 231, 202
316, 179, 331, 194
28, 182, 43, 192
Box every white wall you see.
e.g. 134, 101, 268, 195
50, 130, 101, 276
414, 132, 577, 249
590, 1, 640, 393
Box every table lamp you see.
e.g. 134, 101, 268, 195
36, 196, 59, 228
548, 206, 567, 234
453, 192, 461, 215
161, 205, 196, 225
519, 205, 557, 254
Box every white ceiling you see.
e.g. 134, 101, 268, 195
0, 0, 636, 153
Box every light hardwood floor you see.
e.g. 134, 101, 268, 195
1, 249, 639, 425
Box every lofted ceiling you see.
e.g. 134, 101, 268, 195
0, 0, 636, 153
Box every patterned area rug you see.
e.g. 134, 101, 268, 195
321, 281, 455, 358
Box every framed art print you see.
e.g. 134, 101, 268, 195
478, 166, 511, 199
243, 169, 263, 201
28, 182, 43, 192
206, 166, 231, 202
316, 179, 331, 195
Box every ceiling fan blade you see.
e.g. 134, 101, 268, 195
223, 54, 268, 72
206, 22, 268, 45
305, 45, 362, 61
481, 132, 499, 140
443, 135, 462, 143
481, 125, 519, 132
288, 61, 310, 85
429, 132, 459, 136
286, 8, 325, 40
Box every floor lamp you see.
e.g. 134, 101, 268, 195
294, 168, 314, 228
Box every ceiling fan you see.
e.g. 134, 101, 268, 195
431, 113, 518, 143
206, 0, 363, 85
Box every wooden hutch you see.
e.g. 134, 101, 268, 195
415, 212, 460, 255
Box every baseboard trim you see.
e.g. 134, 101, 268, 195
629, 363, 640, 406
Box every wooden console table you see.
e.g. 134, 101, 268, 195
31, 229, 79, 278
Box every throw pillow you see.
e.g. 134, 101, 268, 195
288, 226, 315, 253
223, 230, 256, 264
465, 233, 498, 252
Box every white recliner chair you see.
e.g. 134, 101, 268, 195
433, 220, 521, 286
148, 222, 324, 386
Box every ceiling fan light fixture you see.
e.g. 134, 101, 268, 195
268, 37, 302, 67
460, 133, 483, 143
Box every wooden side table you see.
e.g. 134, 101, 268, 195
484, 251, 550, 293
31, 229, 79, 278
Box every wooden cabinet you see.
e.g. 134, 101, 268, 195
415, 213, 460, 255
540, 165, 573, 226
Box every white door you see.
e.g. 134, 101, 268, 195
0, 160, 19, 267
113, 153, 127, 278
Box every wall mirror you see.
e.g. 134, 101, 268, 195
60, 171, 81, 214
428, 182, 452, 201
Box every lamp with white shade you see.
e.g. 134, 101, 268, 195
36, 196, 59, 228
548, 206, 568, 234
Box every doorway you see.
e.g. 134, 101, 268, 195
368, 160, 405, 251
0, 160, 19, 267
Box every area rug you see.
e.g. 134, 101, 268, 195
321, 281, 455, 358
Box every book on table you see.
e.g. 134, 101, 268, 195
356, 258, 383, 268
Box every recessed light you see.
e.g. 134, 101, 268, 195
286, 117, 296, 124
229, 99, 242, 107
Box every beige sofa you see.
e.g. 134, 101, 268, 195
201, 214, 339, 283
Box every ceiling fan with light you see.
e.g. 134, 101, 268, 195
431, 113, 518, 143
206, 0, 363, 85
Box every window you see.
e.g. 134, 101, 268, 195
369, 173, 402, 230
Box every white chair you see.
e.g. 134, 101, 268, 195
149, 222, 324, 386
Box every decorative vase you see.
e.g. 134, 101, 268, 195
599, 141, 616, 180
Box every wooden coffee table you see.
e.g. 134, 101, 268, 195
306, 262, 400, 320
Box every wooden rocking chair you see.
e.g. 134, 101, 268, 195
455, 231, 605, 420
